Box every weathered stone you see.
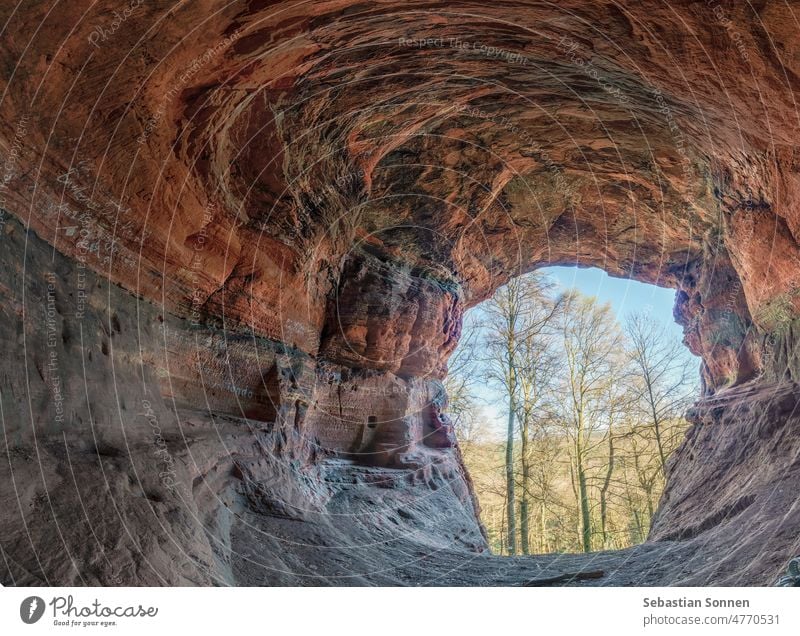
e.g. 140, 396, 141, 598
1, 0, 800, 586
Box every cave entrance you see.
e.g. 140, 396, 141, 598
446, 266, 700, 556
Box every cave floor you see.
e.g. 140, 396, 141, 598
354, 542, 694, 587
223, 452, 704, 586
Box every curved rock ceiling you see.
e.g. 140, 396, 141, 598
1, 1, 800, 585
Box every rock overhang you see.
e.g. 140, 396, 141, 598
3, 2, 798, 384
2, 0, 800, 586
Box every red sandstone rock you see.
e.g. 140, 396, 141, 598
1, 0, 800, 586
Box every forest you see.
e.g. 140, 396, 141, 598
446, 272, 699, 555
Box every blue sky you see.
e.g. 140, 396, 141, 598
541, 265, 685, 343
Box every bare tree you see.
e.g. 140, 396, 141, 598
445, 313, 484, 453
515, 291, 563, 554
557, 291, 624, 553
596, 381, 634, 550
625, 312, 697, 477
480, 272, 555, 554
524, 413, 564, 553
446, 276, 699, 556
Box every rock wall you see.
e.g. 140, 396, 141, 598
1, 0, 800, 585
650, 380, 800, 585
0, 214, 485, 585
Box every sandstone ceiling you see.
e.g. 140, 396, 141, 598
2, 1, 800, 586
2, 0, 800, 385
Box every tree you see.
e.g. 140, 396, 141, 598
523, 413, 564, 553
596, 374, 635, 549
480, 272, 555, 554
445, 315, 484, 454
445, 274, 698, 556
515, 290, 563, 554
557, 292, 624, 553
625, 312, 697, 478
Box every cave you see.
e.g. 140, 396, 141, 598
1, 1, 799, 586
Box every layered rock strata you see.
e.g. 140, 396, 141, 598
1, 0, 800, 585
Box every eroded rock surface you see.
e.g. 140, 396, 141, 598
1, 1, 800, 585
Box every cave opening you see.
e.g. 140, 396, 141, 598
3, 0, 800, 589
446, 265, 700, 556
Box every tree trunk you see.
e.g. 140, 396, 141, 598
599, 433, 615, 549
577, 461, 592, 552
520, 414, 530, 555
539, 500, 548, 553
505, 400, 517, 555
645, 486, 655, 530
499, 498, 507, 554
632, 508, 644, 544
575, 419, 592, 553
647, 383, 668, 477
